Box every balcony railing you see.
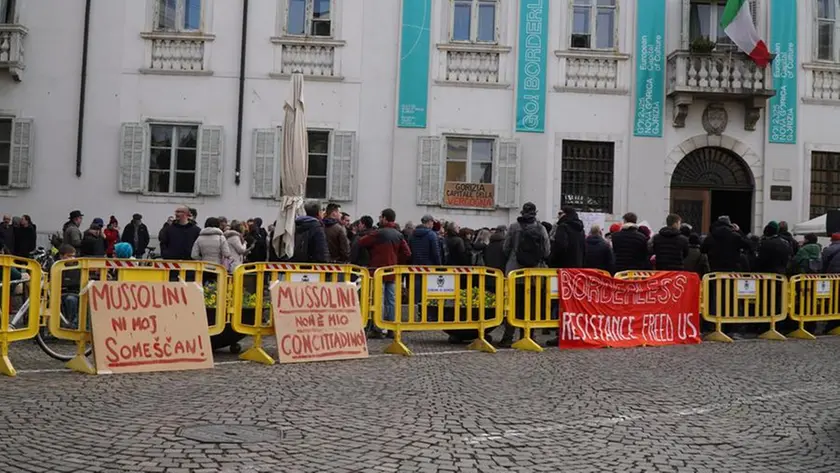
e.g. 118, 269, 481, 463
803, 63, 840, 104
140, 32, 215, 75
436, 43, 511, 88
270, 37, 345, 80
0, 24, 27, 81
555, 50, 630, 94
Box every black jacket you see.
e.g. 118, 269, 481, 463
160, 221, 201, 260
652, 227, 689, 270
292, 216, 328, 263
757, 235, 793, 274
684, 245, 710, 276
483, 233, 507, 272
584, 236, 614, 273
0, 222, 14, 253
779, 231, 798, 255
247, 228, 269, 263
80, 230, 106, 257
13, 224, 37, 257
701, 221, 751, 272
445, 234, 469, 266
550, 214, 586, 268
121, 221, 150, 257
611, 226, 650, 272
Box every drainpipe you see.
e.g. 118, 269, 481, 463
234, 0, 249, 185
75, 0, 92, 177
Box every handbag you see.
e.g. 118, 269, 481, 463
219, 235, 234, 273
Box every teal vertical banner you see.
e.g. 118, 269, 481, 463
632, 0, 666, 138
515, 0, 549, 133
769, 0, 797, 144
397, 0, 432, 128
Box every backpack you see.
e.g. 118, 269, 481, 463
516, 223, 544, 267
291, 229, 311, 263
50, 231, 63, 249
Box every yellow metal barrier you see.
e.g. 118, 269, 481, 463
0, 256, 42, 377
787, 274, 840, 340
372, 265, 504, 356
49, 258, 228, 374
702, 272, 788, 343
231, 262, 371, 365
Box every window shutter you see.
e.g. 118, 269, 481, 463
749, 0, 757, 27
118, 122, 146, 193
495, 139, 520, 209
9, 118, 33, 189
417, 136, 443, 205
197, 125, 223, 196
328, 130, 355, 202
252, 128, 279, 199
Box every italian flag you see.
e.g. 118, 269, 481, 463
720, 0, 771, 67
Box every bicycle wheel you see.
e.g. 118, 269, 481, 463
35, 327, 91, 362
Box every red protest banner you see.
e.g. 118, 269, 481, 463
557, 269, 702, 349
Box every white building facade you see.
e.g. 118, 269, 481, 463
0, 0, 836, 235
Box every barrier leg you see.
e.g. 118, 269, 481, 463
0, 339, 15, 377
240, 334, 275, 365
759, 319, 786, 341
828, 326, 840, 336
787, 319, 816, 340
66, 341, 95, 374
466, 323, 496, 354
384, 329, 412, 356
511, 324, 543, 353
704, 318, 733, 343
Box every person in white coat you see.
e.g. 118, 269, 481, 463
191, 217, 232, 266
225, 221, 250, 269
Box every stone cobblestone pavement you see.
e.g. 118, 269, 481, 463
3, 331, 840, 472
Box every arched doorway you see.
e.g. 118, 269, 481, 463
670, 147, 754, 233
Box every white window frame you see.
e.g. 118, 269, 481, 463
0, 117, 11, 187
282, 0, 335, 38
305, 128, 331, 199
449, 0, 499, 44
147, 123, 200, 196
569, 0, 619, 51
685, 0, 758, 51
815, 0, 840, 62
152, 0, 205, 33
444, 135, 496, 184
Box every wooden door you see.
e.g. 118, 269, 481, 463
671, 188, 710, 232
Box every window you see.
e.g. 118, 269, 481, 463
155, 0, 202, 32
810, 151, 840, 218
818, 0, 839, 61
561, 140, 614, 213
0, 119, 10, 186
0, 0, 15, 23
445, 137, 494, 184
688, 0, 756, 50
286, 0, 332, 37
571, 0, 616, 49
148, 125, 198, 194
306, 130, 330, 198
451, 0, 497, 43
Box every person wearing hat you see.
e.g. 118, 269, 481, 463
103, 216, 121, 258
80, 218, 106, 257
408, 214, 442, 267
62, 210, 84, 252
121, 213, 150, 258
756, 221, 792, 274
700, 215, 752, 272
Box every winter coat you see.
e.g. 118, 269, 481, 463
611, 225, 651, 272
191, 227, 232, 265
445, 234, 469, 266
0, 222, 14, 253
63, 222, 83, 251
291, 216, 329, 263
779, 231, 799, 255
225, 230, 249, 269
652, 227, 689, 270
323, 218, 351, 263
756, 235, 792, 274
246, 228, 268, 263
792, 243, 822, 274
503, 216, 551, 274
683, 245, 710, 276
483, 232, 507, 272
700, 221, 751, 272
822, 242, 840, 274
80, 230, 106, 257
350, 228, 373, 267
121, 221, 150, 257
358, 223, 411, 281
104, 228, 120, 257
471, 241, 487, 266
160, 221, 201, 260
584, 235, 614, 274
550, 214, 586, 268
408, 226, 441, 265
12, 224, 36, 257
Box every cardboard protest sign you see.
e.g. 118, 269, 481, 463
557, 269, 702, 349
443, 182, 495, 209
88, 282, 214, 374
272, 282, 368, 363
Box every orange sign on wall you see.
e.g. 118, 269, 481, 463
272, 282, 369, 363
88, 282, 214, 374
443, 182, 495, 209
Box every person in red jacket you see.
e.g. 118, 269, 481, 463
358, 208, 411, 338
104, 216, 120, 257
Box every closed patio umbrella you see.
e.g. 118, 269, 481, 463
272, 72, 308, 259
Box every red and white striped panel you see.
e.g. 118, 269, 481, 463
105, 260, 182, 270
261, 264, 346, 272
403, 266, 474, 274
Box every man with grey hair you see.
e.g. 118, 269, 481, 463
408, 214, 441, 266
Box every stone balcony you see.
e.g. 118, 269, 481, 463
803, 62, 840, 104
140, 32, 215, 75
0, 24, 27, 81
554, 50, 631, 95
667, 50, 775, 130
436, 43, 512, 88
270, 37, 345, 81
